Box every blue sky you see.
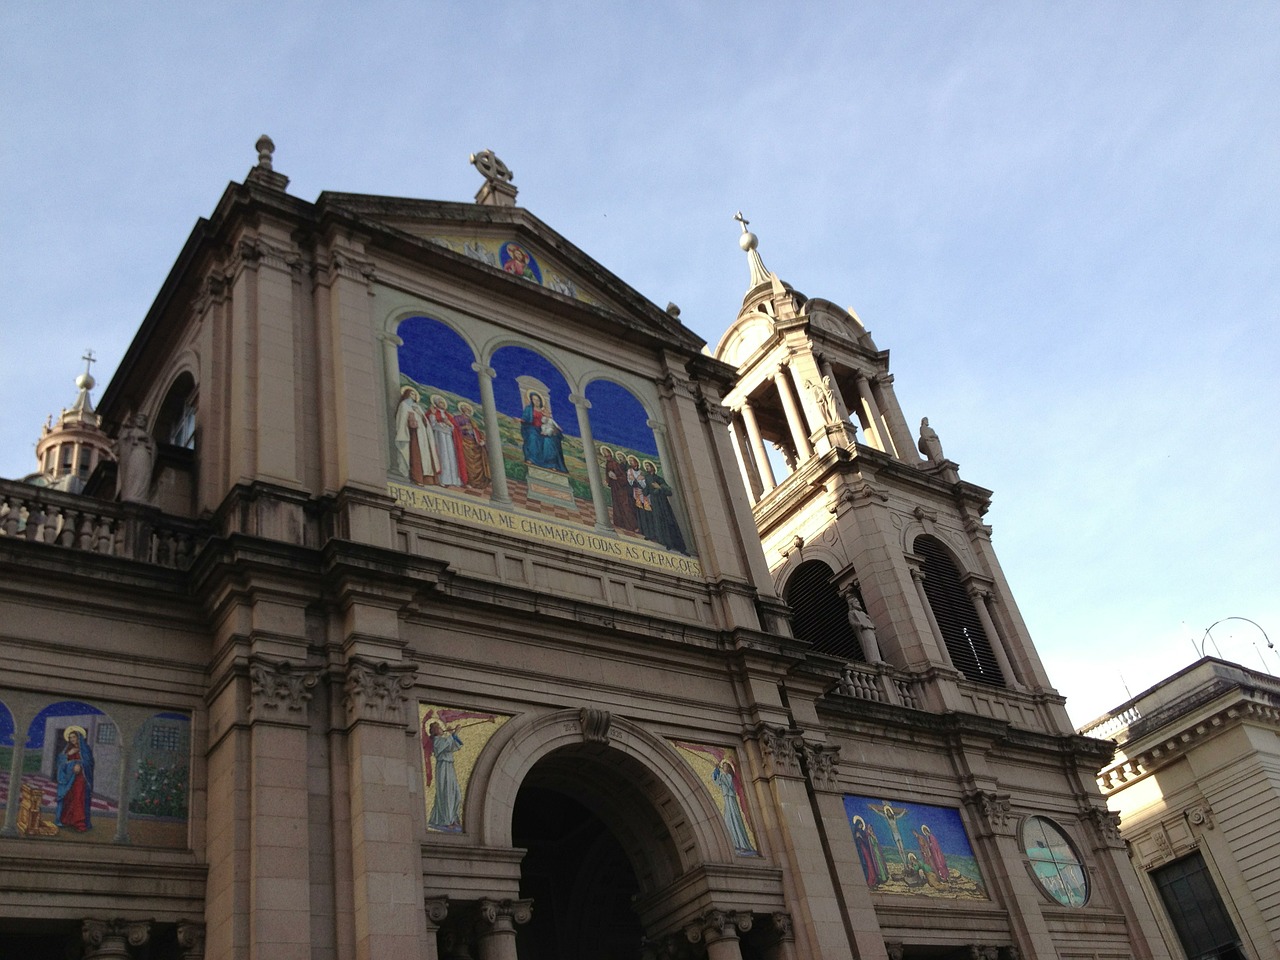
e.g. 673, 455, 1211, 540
2, 3, 1276, 724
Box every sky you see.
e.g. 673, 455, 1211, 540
2, 3, 1276, 726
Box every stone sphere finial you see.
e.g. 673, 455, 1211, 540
255, 134, 275, 170
734, 211, 758, 251
76, 372, 96, 392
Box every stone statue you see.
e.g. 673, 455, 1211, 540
917, 417, 945, 463
115, 413, 156, 504
845, 592, 884, 663
809, 376, 838, 424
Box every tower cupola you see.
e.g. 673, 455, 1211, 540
27, 352, 114, 493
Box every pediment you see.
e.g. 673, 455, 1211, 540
318, 193, 700, 351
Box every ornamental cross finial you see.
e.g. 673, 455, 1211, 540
82, 349, 96, 375
734, 211, 750, 232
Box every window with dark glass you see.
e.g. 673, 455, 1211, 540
1151, 853, 1247, 960
784, 559, 865, 662
157, 373, 197, 450
913, 535, 1004, 686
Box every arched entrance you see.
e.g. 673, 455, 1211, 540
510, 743, 685, 960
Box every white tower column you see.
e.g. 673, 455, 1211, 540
739, 401, 776, 492
773, 365, 814, 461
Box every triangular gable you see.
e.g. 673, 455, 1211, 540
317, 192, 702, 351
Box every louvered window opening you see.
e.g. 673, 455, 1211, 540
785, 560, 865, 663
913, 536, 1005, 687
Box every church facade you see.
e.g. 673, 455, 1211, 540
0, 142, 1172, 960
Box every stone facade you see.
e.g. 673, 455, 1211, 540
0, 144, 1173, 959
1084, 657, 1280, 959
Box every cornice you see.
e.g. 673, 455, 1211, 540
1097, 692, 1280, 794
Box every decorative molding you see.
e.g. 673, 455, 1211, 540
249, 658, 319, 718
343, 658, 418, 725
802, 741, 841, 791
579, 707, 612, 745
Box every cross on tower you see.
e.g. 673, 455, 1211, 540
82, 349, 96, 376
733, 211, 750, 232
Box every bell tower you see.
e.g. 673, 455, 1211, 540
716, 217, 1066, 730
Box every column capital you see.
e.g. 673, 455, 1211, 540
802, 741, 841, 792
478, 897, 534, 928
83, 918, 151, 958
686, 908, 752, 944
343, 657, 418, 726
470, 361, 496, 380
378, 332, 404, 347
425, 895, 450, 926
963, 789, 1015, 838
752, 722, 803, 778
249, 657, 318, 720
176, 919, 206, 959
568, 393, 591, 408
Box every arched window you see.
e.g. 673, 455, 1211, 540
784, 560, 865, 662
913, 535, 1005, 687
156, 373, 197, 449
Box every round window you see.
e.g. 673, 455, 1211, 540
1023, 816, 1088, 906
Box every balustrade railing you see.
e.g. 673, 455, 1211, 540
835, 661, 921, 710
0, 479, 204, 570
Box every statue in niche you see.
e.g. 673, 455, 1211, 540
917, 417, 945, 463
116, 413, 156, 503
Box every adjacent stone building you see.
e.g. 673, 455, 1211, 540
0, 141, 1173, 959
1083, 657, 1280, 960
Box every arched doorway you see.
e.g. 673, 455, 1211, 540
510, 743, 685, 960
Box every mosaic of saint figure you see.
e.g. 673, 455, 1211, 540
852, 814, 889, 887
55, 725, 94, 832
395, 386, 439, 485
521, 391, 567, 472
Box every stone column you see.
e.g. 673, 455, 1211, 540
739, 402, 775, 492
910, 568, 957, 670
873, 374, 918, 463
762, 912, 799, 960
571, 394, 612, 532
687, 910, 751, 960
423, 897, 449, 960
728, 415, 763, 501
82, 919, 150, 959
854, 373, 895, 456
475, 899, 532, 960
344, 657, 425, 960
472, 362, 511, 505
966, 585, 1026, 690
772, 366, 814, 461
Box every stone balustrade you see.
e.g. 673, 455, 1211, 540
0, 479, 204, 570
836, 661, 921, 709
